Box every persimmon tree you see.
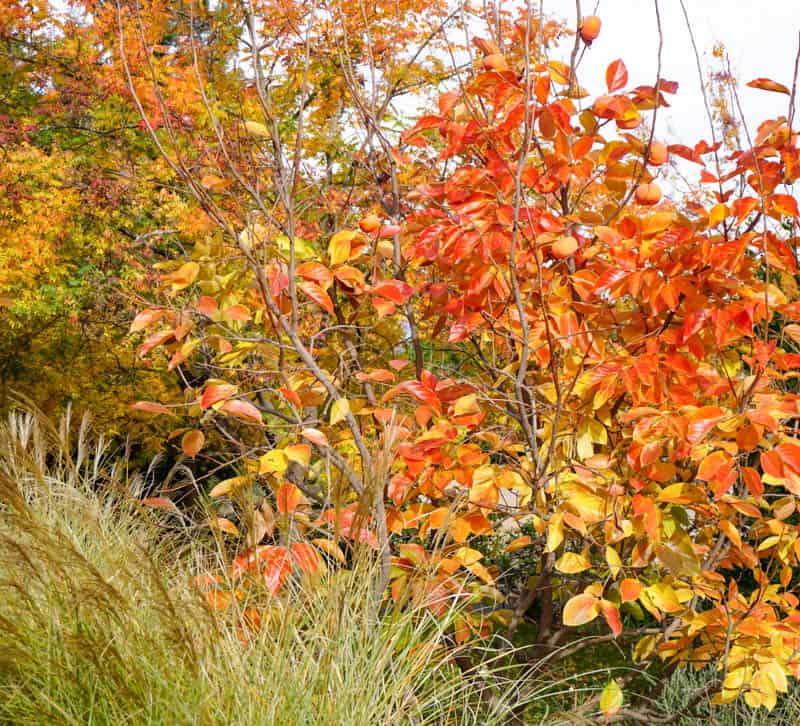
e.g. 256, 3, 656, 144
119, 0, 800, 718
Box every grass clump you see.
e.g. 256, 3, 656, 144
0, 410, 540, 725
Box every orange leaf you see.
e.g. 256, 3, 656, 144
276, 482, 307, 514
776, 441, 800, 473
696, 450, 731, 481
746, 77, 790, 94
215, 517, 240, 535
181, 429, 205, 457
130, 307, 164, 332
761, 449, 784, 478
505, 535, 534, 553
221, 304, 251, 322
299, 281, 334, 314
204, 589, 232, 611
297, 261, 334, 289
620, 578, 642, 602
562, 593, 599, 626
312, 537, 347, 563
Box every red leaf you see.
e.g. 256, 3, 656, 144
299, 281, 334, 314
291, 543, 321, 574
768, 194, 799, 218
196, 296, 219, 317
300, 427, 329, 447
130, 308, 164, 332
605, 59, 628, 93
372, 279, 414, 304
657, 79, 679, 94
263, 548, 292, 593
400, 114, 444, 143
667, 144, 704, 165
139, 329, 174, 357
220, 399, 262, 424
382, 380, 442, 414
379, 224, 402, 238
201, 383, 237, 409
599, 599, 622, 636
141, 497, 180, 515
131, 401, 172, 415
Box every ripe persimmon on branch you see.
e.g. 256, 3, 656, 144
117, 0, 800, 717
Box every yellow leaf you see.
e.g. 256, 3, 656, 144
723, 666, 751, 691
568, 489, 607, 524
709, 203, 728, 227
329, 230, 356, 266
454, 393, 480, 416
209, 475, 249, 497
164, 261, 199, 291
576, 428, 594, 460
555, 551, 591, 574
244, 120, 270, 137
645, 582, 681, 613
469, 479, 499, 507
760, 662, 789, 694
312, 537, 347, 564
330, 398, 350, 425
285, 444, 311, 468
657, 483, 700, 504
599, 679, 623, 720
718, 519, 742, 548
465, 561, 494, 584
259, 449, 288, 475
633, 634, 657, 663
605, 546, 621, 578
454, 547, 483, 566
654, 538, 701, 577
546, 513, 565, 552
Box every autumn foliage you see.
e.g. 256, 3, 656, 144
6, 0, 800, 720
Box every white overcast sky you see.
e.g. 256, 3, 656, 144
542, 0, 800, 146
